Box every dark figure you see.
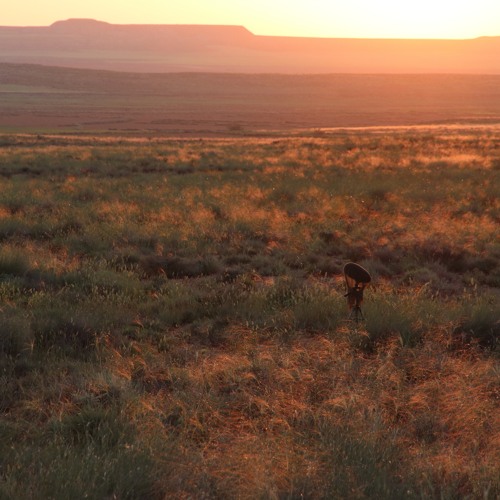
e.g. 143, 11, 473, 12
343, 263, 371, 322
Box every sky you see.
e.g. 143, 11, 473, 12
3, 0, 500, 39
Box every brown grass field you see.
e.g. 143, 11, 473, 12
2, 64, 500, 134
0, 126, 498, 498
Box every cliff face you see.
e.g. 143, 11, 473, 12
0, 19, 499, 73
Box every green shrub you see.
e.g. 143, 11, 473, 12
364, 294, 414, 345
362, 290, 440, 348
0, 313, 33, 357
139, 254, 222, 279
0, 249, 30, 276
31, 307, 106, 358
138, 282, 207, 327
315, 420, 417, 498
292, 287, 344, 332
51, 406, 131, 449
452, 297, 499, 349
0, 438, 157, 500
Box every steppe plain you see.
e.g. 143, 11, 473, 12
0, 62, 499, 498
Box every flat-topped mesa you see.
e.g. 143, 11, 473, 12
0, 20, 499, 73
48, 19, 255, 42
49, 19, 112, 32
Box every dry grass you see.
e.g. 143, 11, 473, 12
0, 127, 498, 498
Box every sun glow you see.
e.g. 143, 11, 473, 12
258, 0, 500, 39
328, 0, 494, 39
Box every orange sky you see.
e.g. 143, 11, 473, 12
4, 0, 500, 39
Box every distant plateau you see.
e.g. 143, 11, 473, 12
1, 18, 499, 74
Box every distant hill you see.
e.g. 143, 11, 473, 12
0, 19, 499, 74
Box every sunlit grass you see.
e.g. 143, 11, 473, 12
0, 128, 498, 498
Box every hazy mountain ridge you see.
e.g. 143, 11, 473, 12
0, 19, 499, 73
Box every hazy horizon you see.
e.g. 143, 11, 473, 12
3, 0, 500, 39
2, 18, 499, 41
2, 19, 499, 75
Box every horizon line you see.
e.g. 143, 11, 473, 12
1, 18, 499, 41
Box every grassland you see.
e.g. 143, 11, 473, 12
2, 64, 500, 134
0, 128, 499, 498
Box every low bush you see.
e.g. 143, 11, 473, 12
0, 434, 157, 500
139, 254, 222, 278
452, 296, 499, 350
0, 313, 33, 357
31, 306, 110, 358
0, 248, 30, 276
298, 418, 417, 498
292, 286, 344, 332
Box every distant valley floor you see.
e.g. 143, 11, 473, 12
1, 64, 499, 134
